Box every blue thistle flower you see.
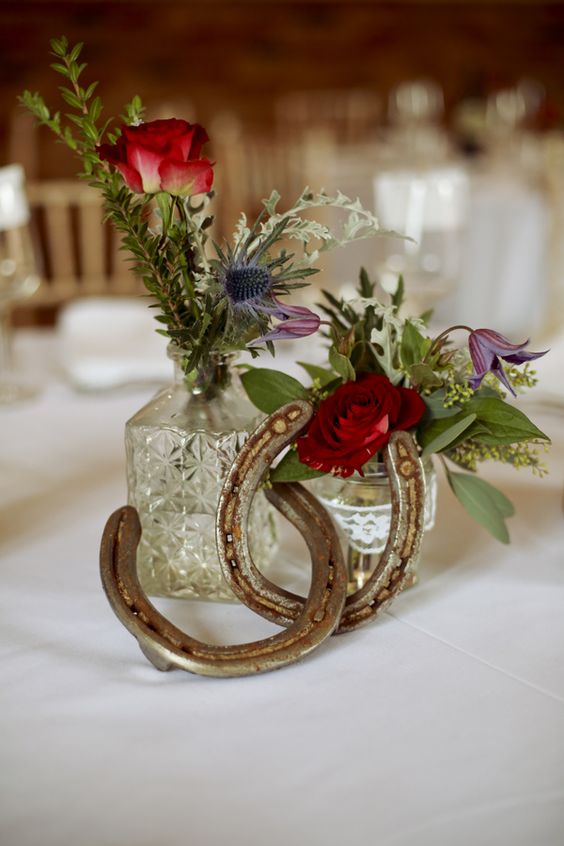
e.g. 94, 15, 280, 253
223, 263, 272, 306
212, 212, 321, 347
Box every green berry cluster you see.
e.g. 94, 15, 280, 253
448, 440, 548, 476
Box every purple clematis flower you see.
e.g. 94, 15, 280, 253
468, 329, 548, 395
248, 300, 321, 347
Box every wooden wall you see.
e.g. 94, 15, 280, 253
1, 0, 563, 177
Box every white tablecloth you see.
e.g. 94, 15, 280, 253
1, 332, 564, 846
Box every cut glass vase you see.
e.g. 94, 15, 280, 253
125, 346, 277, 602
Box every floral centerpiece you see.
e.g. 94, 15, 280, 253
241, 269, 549, 548
21, 37, 393, 600
22, 37, 550, 601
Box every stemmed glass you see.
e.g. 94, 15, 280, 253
0, 165, 41, 404
373, 165, 469, 316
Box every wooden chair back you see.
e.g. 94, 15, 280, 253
27, 180, 142, 305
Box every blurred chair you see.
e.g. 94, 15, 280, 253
27, 180, 142, 307
210, 113, 330, 238
275, 88, 382, 145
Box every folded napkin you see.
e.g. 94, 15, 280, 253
58, 297, 171, 390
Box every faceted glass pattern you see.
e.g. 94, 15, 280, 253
125, 354, 277, 601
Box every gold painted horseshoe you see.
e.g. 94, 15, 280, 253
99, 400, 348, 677
217, 418, 426, 634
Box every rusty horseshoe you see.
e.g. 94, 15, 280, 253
216, 404, 426, 634
100, 400, 348, 677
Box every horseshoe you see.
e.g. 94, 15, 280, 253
99, 400, 347, 677
217, 417, 426, 634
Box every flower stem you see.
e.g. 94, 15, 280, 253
425, 324, 473, 362
180, 198, 210, 274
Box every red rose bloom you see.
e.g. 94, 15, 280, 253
297, 373, 425, 478
97, 118, 214, 196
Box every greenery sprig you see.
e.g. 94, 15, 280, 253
21, 37, 394, 380
240, 268, 550, 544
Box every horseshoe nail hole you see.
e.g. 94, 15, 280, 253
230, 559, 238, 568
226, 533, 233, 543
232, 486, 239, 494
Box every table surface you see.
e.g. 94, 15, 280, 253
1, 331, 564, 846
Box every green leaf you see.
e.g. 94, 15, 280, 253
84, 81, 99, 101
50, 36, 68, 57
50, 62, 69, 77
350, 340, 380, 373
420, 413, 477, 456
400, 321, 431, 369
297, 362, 336, 387
89, 96, 102, 122
466, 397, 549, 445
155, 192, 174, 233
358, 266, 374, 298
69, 42, 84, 63
446, 470, 514, 543
422, 389, 461, 420
392, 274, 405, 310
408, 363, 442, 389
270, 449, 325, 483
240, 368, 308, 414
329, 346, 355, 381
59, 88, 82, 109
400, 321, 421, 368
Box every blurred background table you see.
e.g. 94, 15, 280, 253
1, 330, 563, 846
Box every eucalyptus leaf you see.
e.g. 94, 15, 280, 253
240, 368, 308, 414
329, 346, 356, 381
420, 413, 477, 456
270, 449, 325, 483
467, 397, 549, 445
297, 361, 336, 387
446, 470, 514, 543
422, 389, 461, 420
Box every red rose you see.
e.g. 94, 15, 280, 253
97, 118, 214, 196
297, 373, 425, 477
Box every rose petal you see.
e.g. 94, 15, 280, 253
185, 123, 210, 159
159, 158, 214, 196
396, 387, 426, 429
97, 142, 144, 193
127, 143, 165, 193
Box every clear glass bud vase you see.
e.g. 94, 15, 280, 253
310, 457, 436, 594
125, 346, 277, 601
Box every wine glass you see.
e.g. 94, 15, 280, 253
0, 164, 41, 404
373, 164, 469, 319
